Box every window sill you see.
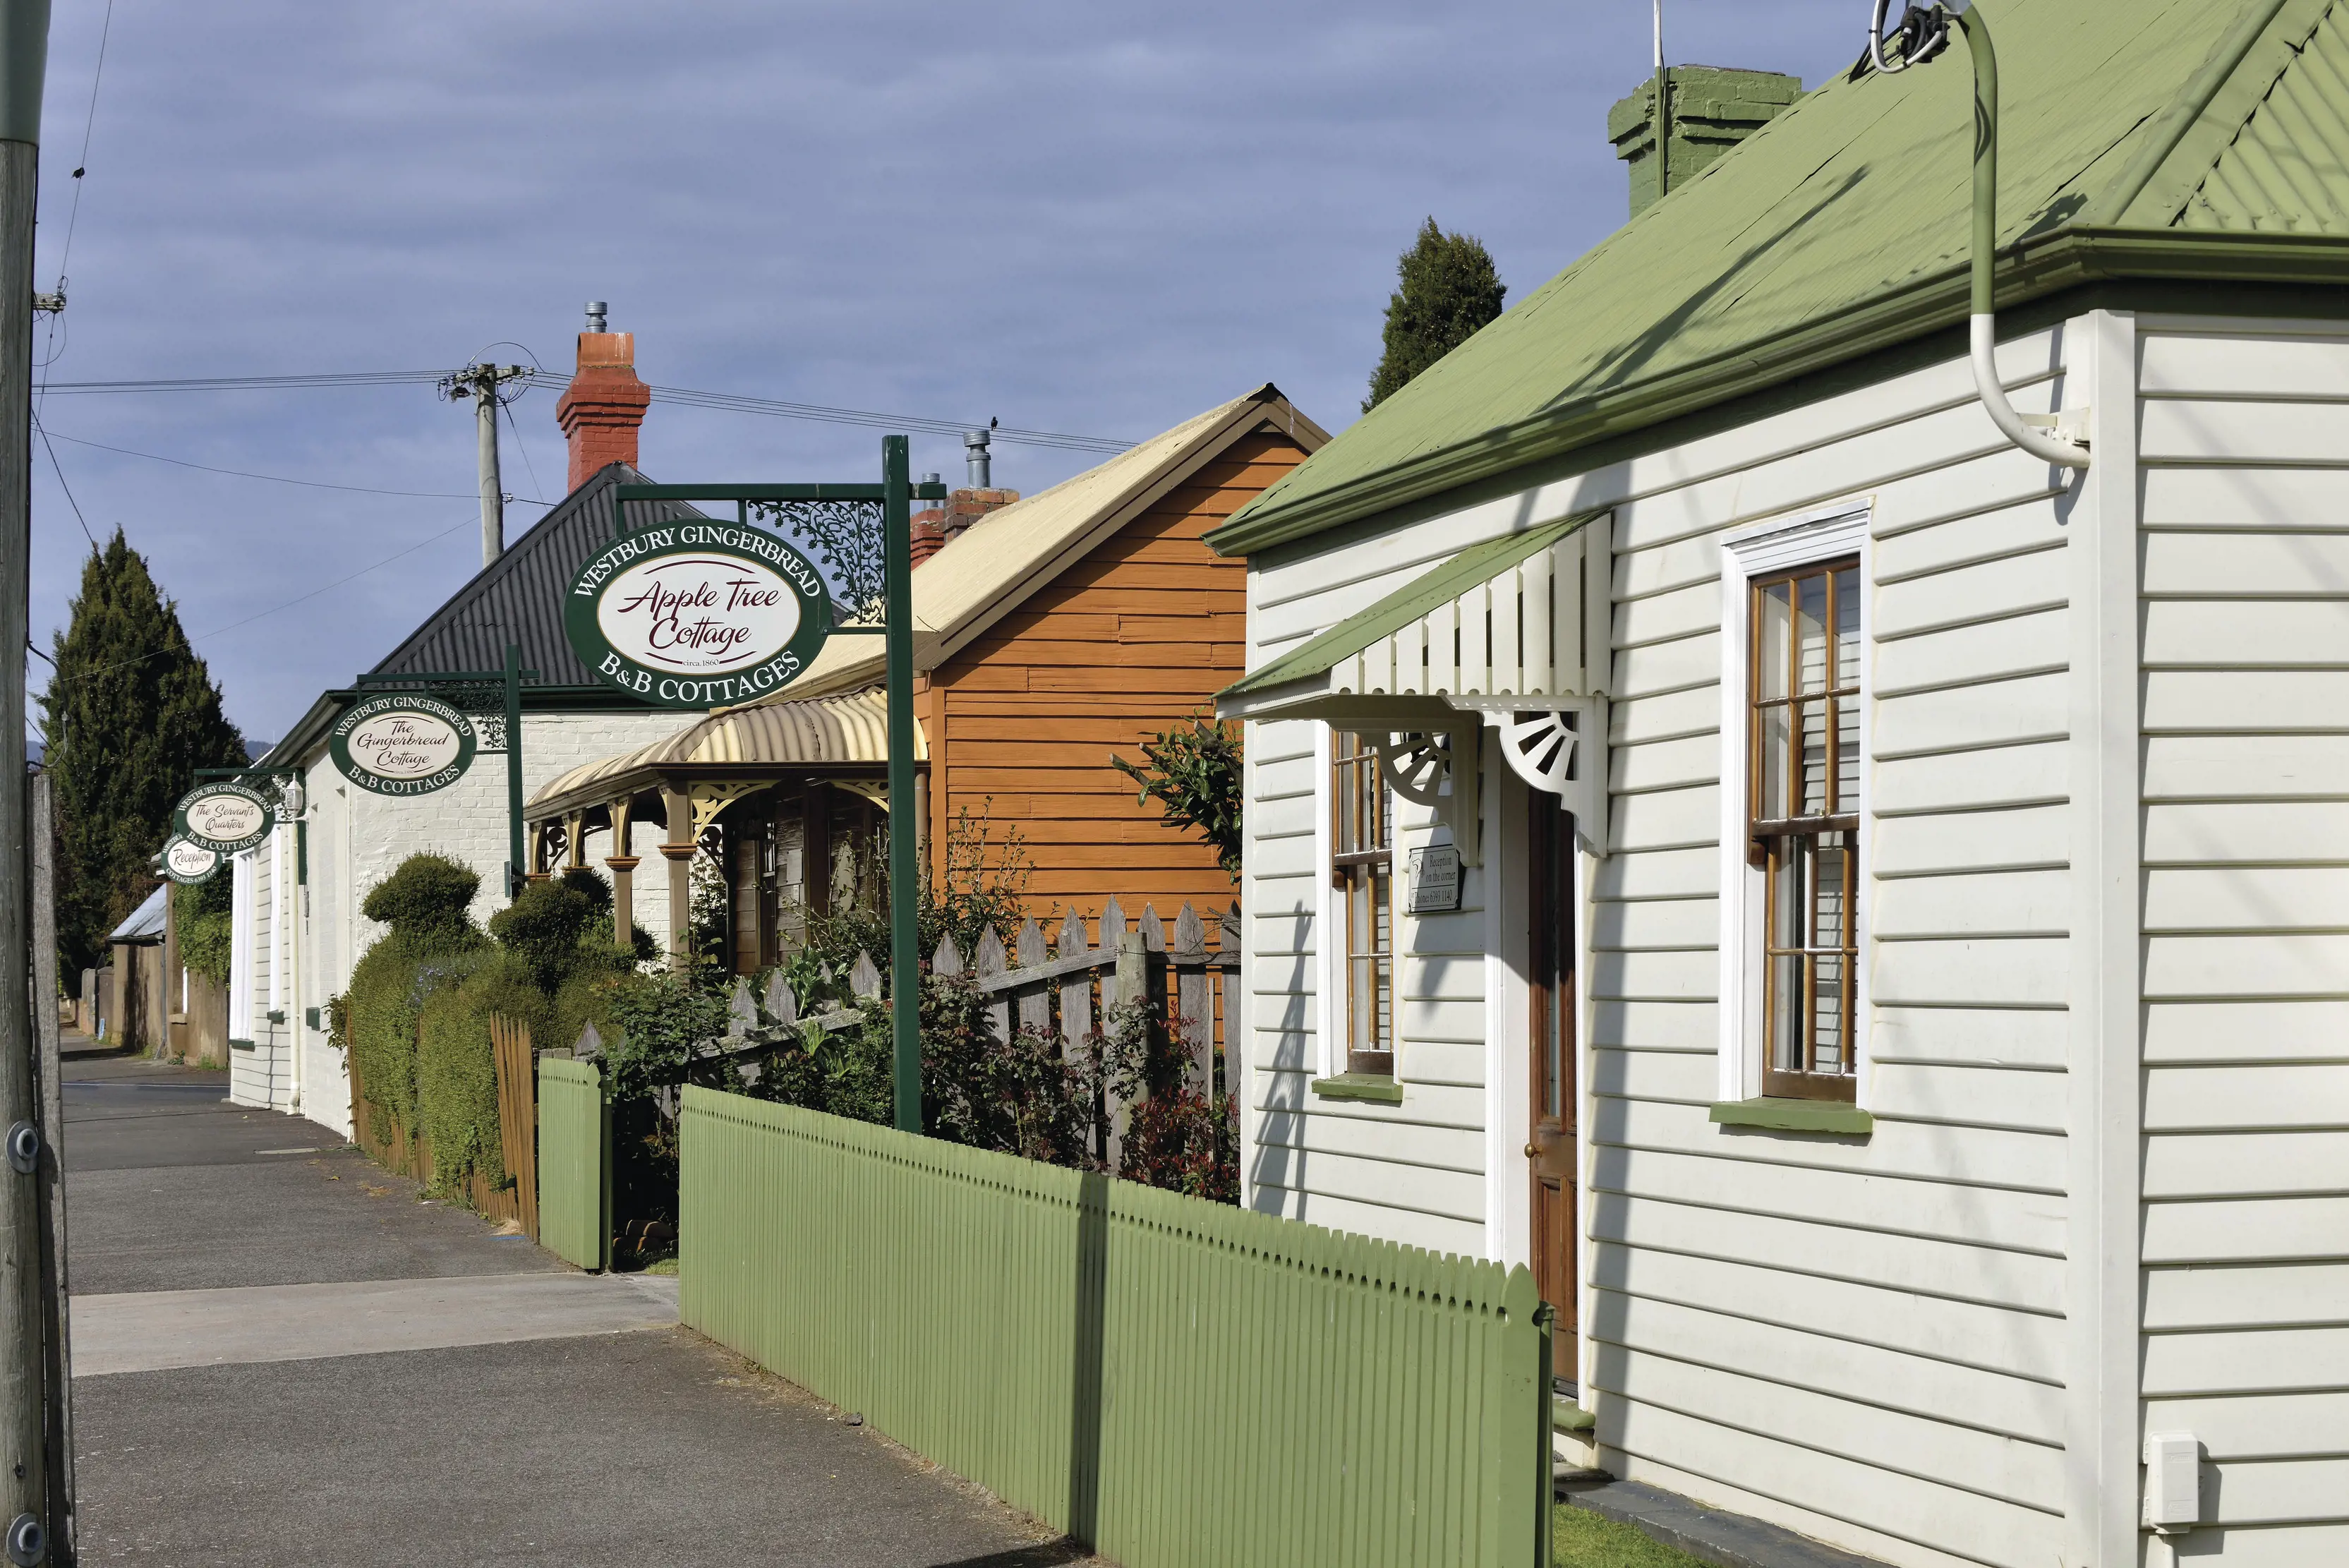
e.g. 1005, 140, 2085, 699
229, 1038, 256, 1053
1310, 1074, 1404, 1104
1553, 1394, 1595, 1433
1709, 1098, 1873, 1135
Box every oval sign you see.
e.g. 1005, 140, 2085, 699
162, 837, 219, 884
173, 781, 274, 855
565, 521, 833, 709
330, 694, 477, 796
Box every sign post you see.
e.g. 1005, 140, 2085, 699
881, 438, 919, 1134
581, 450, 945, 1133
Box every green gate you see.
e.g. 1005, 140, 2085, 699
680, 1086, 1551, 1568
537, 1056, 610, 1271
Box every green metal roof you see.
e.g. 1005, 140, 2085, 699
1211, 0, 2345, 558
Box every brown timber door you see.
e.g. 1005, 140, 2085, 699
1528, 790, 1578, 1334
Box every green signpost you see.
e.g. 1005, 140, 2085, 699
579, 439, 941, 1133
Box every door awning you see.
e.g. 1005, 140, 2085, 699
1216, 510, 1610, 722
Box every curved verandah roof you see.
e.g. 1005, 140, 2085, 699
525, 686, 925, 825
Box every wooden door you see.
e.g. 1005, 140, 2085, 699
1528, 790, 1578, 1334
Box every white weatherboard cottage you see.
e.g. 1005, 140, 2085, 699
1214, 2, 2349, 1564
229, 325, 694, 1133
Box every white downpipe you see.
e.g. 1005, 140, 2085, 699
1972, 315, 2089, 471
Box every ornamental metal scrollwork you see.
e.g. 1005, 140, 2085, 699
751, 498, 887, 622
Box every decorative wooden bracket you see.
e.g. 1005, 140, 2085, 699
1473, 699, 1608, 855
1370, 727, 1482, 867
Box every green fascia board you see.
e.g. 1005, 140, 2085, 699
1209, 0, 2334, 561
1709, 1098, 1875, 1135
1309, 1074, 1406, 1104
1222, 509, 1601, 699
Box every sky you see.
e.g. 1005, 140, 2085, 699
24, 1, 1860, 744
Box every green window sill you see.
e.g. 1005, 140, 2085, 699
229, 1038, 255, 1053
1310, 1074, 1404, 1104
1709, 1098, 1873, 1135
1553, 1394, 1595, 1433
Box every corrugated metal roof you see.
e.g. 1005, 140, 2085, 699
2182, 3, 2349, 230
526, 686, 917, 815
777, 385, 1322, 703
368, 464, 707, 686
1214, 0, 2345, 555
109, 885, 167, 946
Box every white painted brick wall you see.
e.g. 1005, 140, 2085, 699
244, 706, 695, 1124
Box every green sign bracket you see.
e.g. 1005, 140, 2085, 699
358, 649, 539, 898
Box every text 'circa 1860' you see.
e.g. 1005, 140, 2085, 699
564, 522, 834, 709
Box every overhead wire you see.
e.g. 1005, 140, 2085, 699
37, 427, 554, 503
42, 508, 481, 688
40, 369, 1137, 452
30, 407, 98, 548
37, 0, 118, 390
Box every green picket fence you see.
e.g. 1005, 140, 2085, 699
680, 1086, 1550, 1568
538, 1056, 610, 1271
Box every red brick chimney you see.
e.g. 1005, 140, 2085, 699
556, 302, 651, 491
943, 488, 1018, 542
910, 504, 947, 568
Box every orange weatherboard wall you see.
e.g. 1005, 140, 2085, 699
920, 428, 1306, 928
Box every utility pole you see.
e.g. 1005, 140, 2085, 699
0, 5, 52, 1566
441, 363, 529, 568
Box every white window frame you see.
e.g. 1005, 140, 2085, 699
1315, 723, 1400, 1081
1715, 500, 1873, 1106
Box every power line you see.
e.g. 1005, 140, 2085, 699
42, 509, 480, 687
37, 428, 554, 504
500, 397, 547, 507
28, 407, 97, 548
54, 0, 115, 290
39, 369, 1138, 453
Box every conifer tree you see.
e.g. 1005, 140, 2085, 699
1363, 217, 1506, 412
40, 529, 246, 977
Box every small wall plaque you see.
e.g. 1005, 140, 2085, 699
1408, 843, 1462, 914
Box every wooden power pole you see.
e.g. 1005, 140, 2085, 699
0, 4, 52, 1564
442, 363, 529, 568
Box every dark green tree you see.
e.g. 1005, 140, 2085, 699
40, 529, 246, 979
1363, 217, 1506, 412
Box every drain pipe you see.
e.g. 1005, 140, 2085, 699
1871, 0, 2089, 470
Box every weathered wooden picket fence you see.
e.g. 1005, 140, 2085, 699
345, 1015, 538, 1232
695, 898, 1241, 1152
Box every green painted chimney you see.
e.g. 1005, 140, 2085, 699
1610, 66, 1802, 218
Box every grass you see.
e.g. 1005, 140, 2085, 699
642, 1255, 679, 1276
1554, 1503, 1709, 1568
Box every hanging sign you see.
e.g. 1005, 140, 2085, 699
172, 780, 275, 855
330, 694, 478, 796
161, 837, 219, 884
564, 522, 833, 709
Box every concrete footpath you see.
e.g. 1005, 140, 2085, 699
64, 1039, 1097, 1567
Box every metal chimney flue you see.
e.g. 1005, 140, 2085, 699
964, 429, 991, 488
584, 300, 608, 333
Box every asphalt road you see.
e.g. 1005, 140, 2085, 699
64, 1039, 1090, 1567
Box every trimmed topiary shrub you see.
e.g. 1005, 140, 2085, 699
346, 855, 486, 1152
